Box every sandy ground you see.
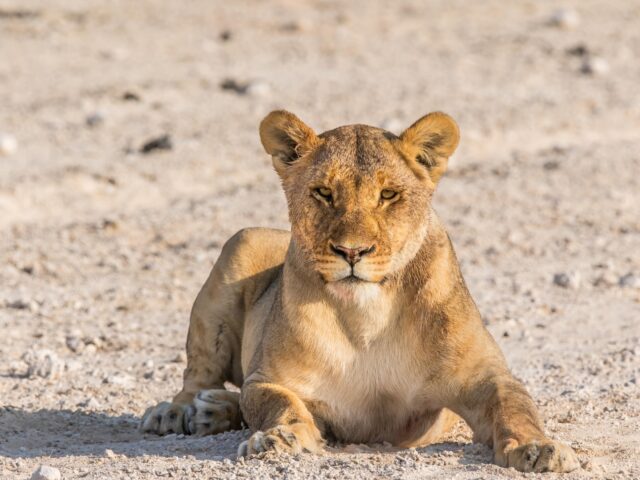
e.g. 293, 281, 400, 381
1, 0, 639, 478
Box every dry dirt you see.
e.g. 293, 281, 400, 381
1, 0, 639, 478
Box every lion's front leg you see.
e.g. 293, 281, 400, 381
238, 379, 324, 457
453, 368, 580, 473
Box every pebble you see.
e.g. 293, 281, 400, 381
619, 273, 640, 288
66, 335, 84, 353
245, 80, 271, 98
553, 272, 581, 289
30, 465, 61, 480
0, 132, 18, 156
548, 8, 580, 29
593, 271, 618, 287
581, 57, 610, 76
105, 448, 116, 458
22, 349, 65, 379
78, 396, 101, 409
173, 351, 187, 363
122, 91, 141, 101
103, 373, 135, 388
220, 78, 271, 98
85, 112, 105, 127
140, 134, 172, 154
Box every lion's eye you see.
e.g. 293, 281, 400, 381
380, 189, 398, 201
314, 187, 333, 202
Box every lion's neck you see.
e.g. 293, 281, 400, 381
282, 242, 403, 349
280, 216, 460, 348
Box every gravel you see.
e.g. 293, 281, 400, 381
1, 0, 639, 479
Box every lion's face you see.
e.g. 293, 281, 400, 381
260, 111, 459, 300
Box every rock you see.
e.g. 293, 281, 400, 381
220, 78, 248, 94
85, 112, 104, 127
593, 271, 618, 287
122, 91, 141, 101
104, 448, 116, 458
581, 57, 610, 76
22, 349, 65, 379
245, 80, 271, 98
30, 465, 61, 480
103, 373, 135, 388
65, 335, 84, 353
6, 299, 29, 309
548, 8, 580, 29
172, 351, 187, 363
8, 360, 29, 377
553, 272, 581, 289
0, 133, 18, 156
219, 29, 232, 42
140, 134, 172, 154
78, 396, 101, 409
220, 78, 270, 97
566, 44, 589, 57
619, 273, 640, 288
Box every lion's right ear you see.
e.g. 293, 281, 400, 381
259, 110, 320, 176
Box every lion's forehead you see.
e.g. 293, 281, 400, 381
315, 125, 404, 172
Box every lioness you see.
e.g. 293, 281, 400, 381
141, 110, 579, 473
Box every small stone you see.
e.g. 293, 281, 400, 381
245, 80, 271, 98
85, 112, 105, 127
103, 373, 135, 388
22, 349, 65, 379
543, 160, 560, 171
553, 272, 581, 289
0, 133, 18, 156
593, 271, 618, 287
219, 30, 232, 42
380, 118, 404, 134
548, 8, 580, 29
122, 91, 141, 101
581, 57, 610, 76
619, 273, 640, 288
66, 335, 84, 353
6, 299, 29, 309
8, 360, 29, 377
30, 465, 61, 480
566, 44, 589, 57
104, 448, 116, 458
78, 396, 101, 409
172, 351, 187, 363
220, 78, 248, 94
140, 134, 172, 154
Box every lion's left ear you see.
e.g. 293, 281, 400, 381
397, 112, 460, 185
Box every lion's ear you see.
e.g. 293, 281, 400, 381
260, 110, 320, 176
397, 112, 460, 185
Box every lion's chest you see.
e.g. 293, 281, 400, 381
293, 332, 434, 445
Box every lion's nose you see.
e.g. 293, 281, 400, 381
330, 243, 376, 266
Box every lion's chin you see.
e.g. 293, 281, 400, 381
325, 278, 383, 307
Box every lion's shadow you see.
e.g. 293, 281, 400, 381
0, 407, 247, 460
0, 407, 492, 466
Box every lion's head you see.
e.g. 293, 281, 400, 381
260, 110, 459, 302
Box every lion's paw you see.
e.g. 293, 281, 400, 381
506, 440, 580, 473
140, 389, 241, 436
187, 389, 242, 436
237, 424, 323, 457
140, 401, 192, 435
237, 426, 303, 457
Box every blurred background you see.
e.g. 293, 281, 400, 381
1, 0, 639, 478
